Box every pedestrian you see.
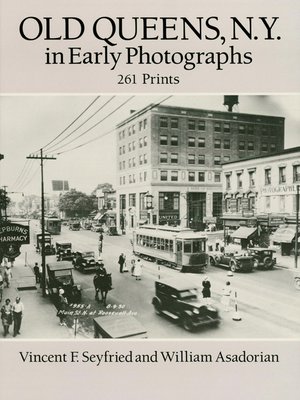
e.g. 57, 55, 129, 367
12, 296, 24, 337
39, 264, 43, 286
118, 253, 126, 273
1, 298, 13, 337
202, 277, 212, 305
57, 289, 68, 326
221, 281, 232, 311
3, 265, 12, 288
134, 259, 142, 280
130, 258, 136, 276
33, 262, 40, 283
0, 272, 4, 302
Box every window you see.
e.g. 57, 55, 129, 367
213, 192, 223, 217
171, 118, 178, 129
171, 171, 178, 181
265, 168, 271, 185
214, 139, 221, 149
248, 125, 254, 135
223, 156, 230, 163
198, 138, 205, 148
239, 141, 245, 150
279, 167, 286, 184
119, 147, 122, 155
129, 194, 136, 207
270, 143, 276, 152
119, 162, 122, 170
132, 141, 136, 150
188, 119, 196, 130
143, 119, 147, 129
198, 120, 206, 131
171, 135, 178, 146
238, 125, 245, 133
160, 135, 168, 145
139, 138, 143, 148
188, 154, 195, 164
139, 155, 143, 165
122, 160, 125, 169
214, 156, 221, 166
128, 159, 132, 168
128, 142, 132, 152
139, 121, 143, 131
237, 173, 243, 189
214, 172, 221, 182
143, 136, 147, 146
160, 171, 168, 181
132, 157, 136, 167
188, 172, 195, 181
143, 154, 147, 164
128, 127, 132, 136
265, 196, 271, 210
160, 117, 168, 128
122, 145, 125, 154
224, 123, 230, 133
120, 177, 122, 185
198, 155, 205, 165
129, 175, 132, 184
249, 170, 255, 187
132, 125, 136, 134
188, 137, 195, 147
293, 165, 300, 182
226, 175, 231, 190
214, 123, 221, 132
262, 142, 268, 151
171, 153, 178, 164
119, 131, 122, 140
224, 139, 230, 149
198, 172, 205, 182
248, 141, 254, 150
144, 171, 147, 181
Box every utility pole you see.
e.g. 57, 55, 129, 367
295, 184, 299, 269
27, 150, 56, 297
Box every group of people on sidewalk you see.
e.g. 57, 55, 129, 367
1, 296, 24, 337
118, 253, 143, 280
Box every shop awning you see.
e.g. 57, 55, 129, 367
94, 212, 103, 220
231, 226, 257, 239
271, 226, 297, 243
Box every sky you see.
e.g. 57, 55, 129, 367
0, 94, 300, 201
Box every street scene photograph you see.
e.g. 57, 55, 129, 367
0, 94, 300, 339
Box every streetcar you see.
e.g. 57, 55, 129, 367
44, 217, 62, 235
132, 225, 208, 273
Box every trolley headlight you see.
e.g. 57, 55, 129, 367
193, 308, 200, 315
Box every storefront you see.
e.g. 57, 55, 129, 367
231, 226, 257, 249
271, 225, 299, 256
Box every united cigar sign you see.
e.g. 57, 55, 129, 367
0, 223, 30, 258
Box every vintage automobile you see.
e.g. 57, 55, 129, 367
247, 247, 276, 269
152, 278, 220, 331
209, 250, 254, 272
80, 220, 92, 230
73, 251, 97, 273
69, 221, 81, 231
46, 261, 81, 304
34, 231, 55, 256
91, 223, 104, 232
55, 241, 73, 261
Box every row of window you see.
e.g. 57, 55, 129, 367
120, 171, 148, 185
118, 119, 148, 140
159, 152, 230, 165
160, 170, 221, 183
119, 137, 148, 155
119, 154, 148, 169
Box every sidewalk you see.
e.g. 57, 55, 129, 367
0, 252, 74, 340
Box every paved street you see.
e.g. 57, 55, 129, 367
12, 220, 299, 339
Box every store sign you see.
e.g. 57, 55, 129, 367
0, 223, 30, 244
159, 210, 180, 222
261, 184, 297, 195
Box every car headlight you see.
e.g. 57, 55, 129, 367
193, 308, 199, 315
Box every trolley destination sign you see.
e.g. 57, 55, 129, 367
0, 222, 30, 244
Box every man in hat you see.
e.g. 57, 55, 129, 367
12, 296, 24, 337
33, 262, 40, 283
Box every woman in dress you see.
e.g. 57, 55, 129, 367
1, 298, 13, 337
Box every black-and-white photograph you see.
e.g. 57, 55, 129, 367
1, 94, 300, 339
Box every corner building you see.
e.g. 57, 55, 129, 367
116, 103, 284, 233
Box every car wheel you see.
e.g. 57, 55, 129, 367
152, 297, 162, 315
182, 317, 194, 332
295, 278, 300, 291
230, 263, 237, 272
263, 257, 273, 269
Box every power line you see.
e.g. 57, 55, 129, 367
44, 96, 115, 153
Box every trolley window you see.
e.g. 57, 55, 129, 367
183, 241, 192, 253
193, 240, 205, 253
170, 240, 174, 252
177, 241, 182, 252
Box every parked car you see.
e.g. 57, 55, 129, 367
46, 262, 81, 304
55, 241, 73, 261
34, 231, 55, 256
69, 221, 81, 231
73, 251, 97, 273
247, 247, 276, 269
152, 278, 220, 331
80, 220, 92, 230
209, 250, 254, 272
91, 223, 104, 232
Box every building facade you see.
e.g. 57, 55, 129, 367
116, 103, 285, 233
222, 146, 300, 253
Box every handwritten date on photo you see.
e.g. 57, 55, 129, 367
118, 74, 180, 85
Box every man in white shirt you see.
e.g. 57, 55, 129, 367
12, 296, 24, 337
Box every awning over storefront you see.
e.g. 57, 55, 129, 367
94, 212, 104, 220
271, 226, 297, 243
231, 226, 257, 239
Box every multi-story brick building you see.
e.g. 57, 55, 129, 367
116, 103, 285, 233
222, 146, 300, 254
